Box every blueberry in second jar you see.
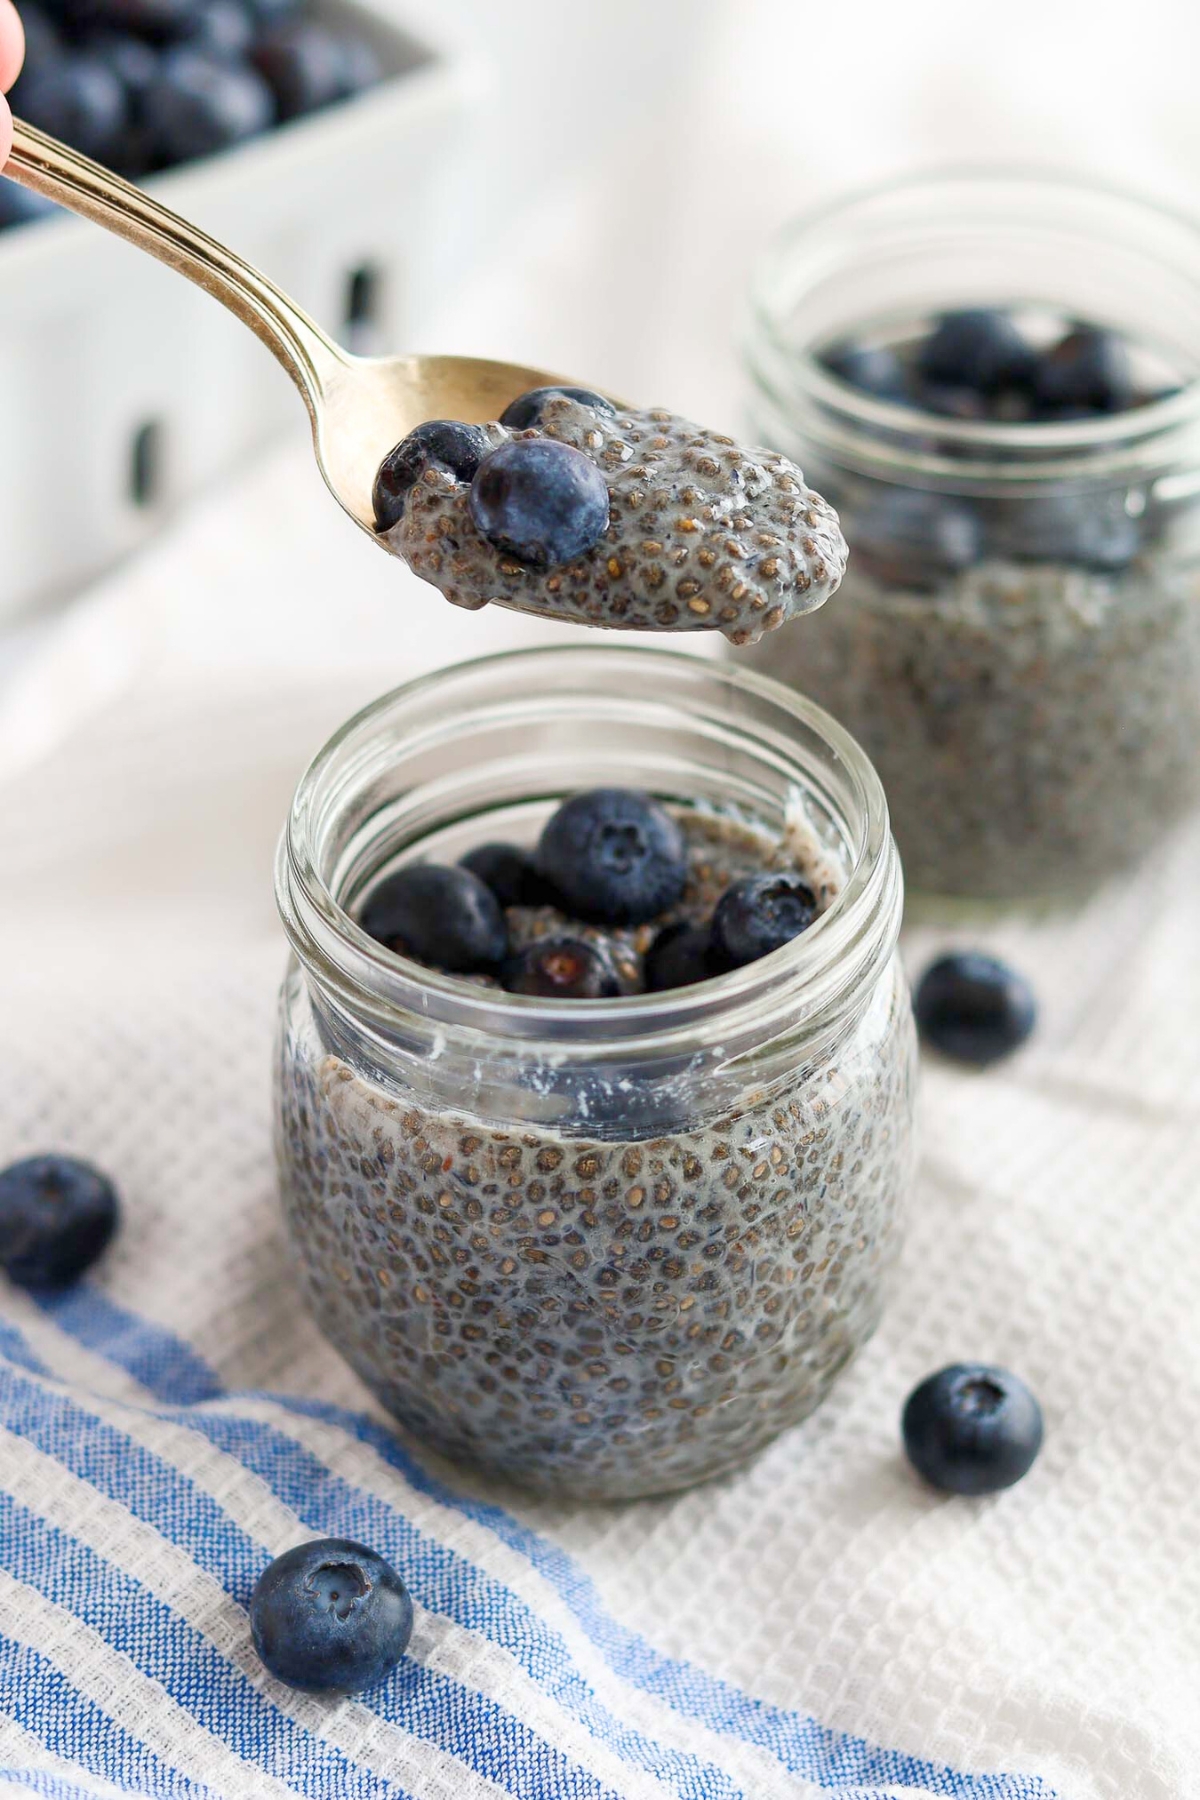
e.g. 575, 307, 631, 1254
644, 921, 712, 992
499, 386, 617, 429
359, 864, 507, 973
469, 439, 610, 570
709, 872, 817, 971
993, 490, 1141, 572
818, 339, 907, 403
142, 47, 273, 162
537, 789, 687, 927
0, 1154, 119, 1289
373, 421, 490, 533
250, 1538, 413, 1695
1034, 326, 1133, 417
849, 485, 983, 589
459, 842, 544, 909
502, 937, 622, 998
917, 308, 1036, 396
902, 1363, 1043, 1495
914, 951, 1036, 1066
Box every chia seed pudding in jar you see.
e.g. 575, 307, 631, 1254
273, 648, 916, 1501
743, 173, 1200, 902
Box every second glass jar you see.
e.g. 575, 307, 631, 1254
744, 172, 1200, 902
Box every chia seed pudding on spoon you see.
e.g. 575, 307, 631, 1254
372, 386, 848, 645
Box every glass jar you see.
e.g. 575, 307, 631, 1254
273, 646, 915, 1501
743, 172, 1200, 902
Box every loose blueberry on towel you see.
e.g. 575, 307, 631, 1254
0, 1154, 119, 1289
459, 842, 548, 910
499, 385, 617, 429
468, 439, 610, 570
372, 420, 491, 533
644, 921, 713, 992
360, 864, 508, 973
250, 1538, 413, 1694
914, 951, 1036, 1066
902, 1364, 1044, 1495
709, 871, 817, 971
537, 789, 687, 927
502, 937, 622, 999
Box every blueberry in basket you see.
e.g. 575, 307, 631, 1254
3, 0, 384, 226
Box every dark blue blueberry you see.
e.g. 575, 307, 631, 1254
502, 937, 621, 999
819, 340, 907, 403
181, 0, 254, 59
917, 309, 1036, 396
83, 31, 159, 97
537, 789, 686, 927
253, 21, 380, 122
991, 491, 1141, 572
142, 48, 273, 162
469, 439, 610, 570
18, 3, 64, 71
360, 863, 507, 973
0, 181, 61, 230
914, 382, 990, 421
242, 0, 299, 27
15, 55, 128, 160
850, 485, 983, 587
1034, 327, 1133, 417
250, 1538, 413, 1694
914, 951, 1036, 1066
55, 0, 205, 42
644, 921, 712, 992
373, 420, 490, 532
458, 841, 547, 910
499, 386, 617, 430
902, 1363, 1043, 1496
709, 872, 816, 971
0, 1155, 119, 1289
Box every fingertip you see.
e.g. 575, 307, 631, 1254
0, 0, 24, 94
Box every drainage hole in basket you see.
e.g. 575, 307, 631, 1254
344, 263, 385, 353
129, 419, 164, 509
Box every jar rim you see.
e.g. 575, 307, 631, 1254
747, 165, 1200, 489
275, 644, 902, 1065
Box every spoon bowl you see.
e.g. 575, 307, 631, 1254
5, 121, 567, 541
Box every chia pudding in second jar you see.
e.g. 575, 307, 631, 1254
273, 649, 915, 1501
744, 174, 1200, 901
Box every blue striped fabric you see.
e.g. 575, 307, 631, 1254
0, 1283, 1056, 1800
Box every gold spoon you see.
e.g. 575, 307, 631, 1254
5, 119, 564, 544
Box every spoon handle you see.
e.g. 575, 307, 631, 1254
6, 120, 349, 416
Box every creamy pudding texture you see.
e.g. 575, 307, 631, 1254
376, 394, 847, 646
274, 807, 915, 1500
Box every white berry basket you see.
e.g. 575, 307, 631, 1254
0, 1, 477, 624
